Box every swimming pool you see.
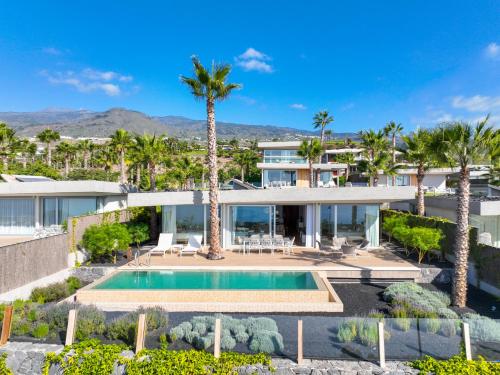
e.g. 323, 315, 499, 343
93, 271, 319, 290
76, 269, 343, 312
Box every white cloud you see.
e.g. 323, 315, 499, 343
485, 42, 499, 58
340, 102, 355, 111
451, 95, 500, 112
238, 47, 270, 61
235, 48, 274, 73
234, 95, 257, 105
290, 103, 307, 110
42, 47, 62, 55
41, 68, 133, 96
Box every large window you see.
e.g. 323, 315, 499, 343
263, 150, 306, 164
162, 205, 211, 245
263, 170, 296, 187
387, 175, 410, 186
42, 197, 99, 226
320, 204, 379, 247
0, 198, 35, 235
230, 205, 273, 245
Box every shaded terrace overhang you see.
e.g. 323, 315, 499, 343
128, 186, 415, 207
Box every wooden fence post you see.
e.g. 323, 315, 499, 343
378, 321, 386, 368
135, 313, 147, 354
297, 319, 303, 365
0, 305, 13, 347
214, 318, 221, 358
65, 309, 78, 346
462, 322, 472, 360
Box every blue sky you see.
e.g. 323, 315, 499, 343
0, 1, 499, 133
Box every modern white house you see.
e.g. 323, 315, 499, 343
128, 186, 415, 249
0, 176, 130, 235
257, 142, 347, 188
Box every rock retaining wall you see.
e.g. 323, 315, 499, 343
0, 342, 420, 375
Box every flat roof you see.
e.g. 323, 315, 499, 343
128, 186, 415, 207
0, 180, 132, 197
257, 162, 347, 170
426, 195, 500, 216
257, 141, 302, 149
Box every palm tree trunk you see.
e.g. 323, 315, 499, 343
83, 152, 89, 169
22, 157, 27, 169
2, 157, 8, 171
148, 162, 159, 240
241, 167, 245, 182
64, 158, 70, 176
120, 149, 126, 184
136, 164, 141, 187
47, 143, 52, 167
392, 135, 396, 186
206, 98, 221, 259
309, 161, 314, 187
453, 166, 470, 307
345, 164, 350, 181
416, 165, 425, 216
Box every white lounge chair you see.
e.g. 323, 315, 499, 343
149, 233, 173, 257
179, 234, 203, 257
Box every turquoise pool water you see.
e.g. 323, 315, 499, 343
93, 271, 318, 290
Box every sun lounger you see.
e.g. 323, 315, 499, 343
179, 234, 203, 256
149, 233, 173, 257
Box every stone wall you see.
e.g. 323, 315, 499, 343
0, 342, 420, 375
0, 234, 69, 294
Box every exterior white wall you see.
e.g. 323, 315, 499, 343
102, 195, 127, 212
423, 175, 446, 192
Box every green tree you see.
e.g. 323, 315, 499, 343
384, 121, 404, 186
297, 139, 323, 187
313, 111, 334, 145
36, 128, 60, 167
110, 129, 133, 184
77, 139, 94, 169
433, 117, 498, 307
336, 152, 356, 182
82, 223, 131, 262
233, 149, 258, 182
0, 123, 17, 170
56, 141, 76, 176
401, 129, 435, 216
181, 56, 241, 259
358, 129, 392, 186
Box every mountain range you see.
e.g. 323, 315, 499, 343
0, 108, 359, 140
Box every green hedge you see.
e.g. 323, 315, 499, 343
381, 209, 479, 258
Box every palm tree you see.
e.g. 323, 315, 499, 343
297, 139, 323, 187
56, 141, 76, 176
233, 150, 258, 182
384, 122, 404, 186
433, 117, 498, 307
77, 139, 94, 169
110, 129, 133, 184
358, 130, 391, 186
313, 111, 334, 145
0, 123, 17, 170
401, 129, 435, 216
17, 139, 36, 168
36, 128, 60, 167
134, 134, 166, 239
336, 152, 356, 182
181, 56, 241, 259
324, 129, 332, 142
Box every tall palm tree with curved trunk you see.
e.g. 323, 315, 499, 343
313, 111, 334, 145
0, 123, 17, 171
110, 129, 133, 184
433, 117, 498, 307
56, 141, 76, 176
401, 129, 435, 216
297, 139, 323, 187
181, 56, 241, 260
384, 122, 404, 186
134, 133, 166, 239
37, 128, 60, 167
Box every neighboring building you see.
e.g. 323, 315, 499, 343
377, 168, 454, 193
0, 176, 130, 235
257, 142, 347, 188
425, 195, 500, 248
128, 186, 415, 249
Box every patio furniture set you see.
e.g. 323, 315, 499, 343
316, 237, 369, 259
237, 234, 295, 255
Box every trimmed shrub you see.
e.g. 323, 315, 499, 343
42, 303, 74, 330
75, 306, 106, 341
192, 322, 207, 336
463, 313, 500, 342
243, 317, 278, 336
220, 334, 237, 350
169, 326, 185, 341
185, 330, 200, 345
66, 277, 82, 294
12, 321, 31, 336
30, 282, 70, 304
106, 315, 136, 344
32, 322, 50, 339
81, 223, 131, 262
249, 330, 284, 354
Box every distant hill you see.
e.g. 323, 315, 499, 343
0, 108, 359, 140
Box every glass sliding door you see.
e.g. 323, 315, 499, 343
319, 204, 380, 247
230, 205, 274, 245
161, 205, 210, 245
0, 198, 35, 235
42, 197, 98, 226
